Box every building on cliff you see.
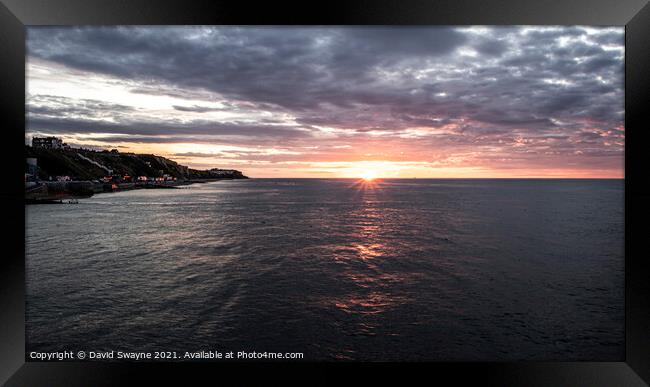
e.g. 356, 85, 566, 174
32, 136, 64, 149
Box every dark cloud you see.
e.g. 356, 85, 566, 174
172, 105, 225, 113
77, 135, 306, 148
172, 152, 227, 157
26, 26, 624, 173
28, 95, 136, 116
25, 27, 467, 111
577, 131, 604, 140
474, 39, 507, 57
27, 115, 312, 138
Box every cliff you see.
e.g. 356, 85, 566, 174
25, 146, 248, 181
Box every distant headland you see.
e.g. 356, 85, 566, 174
25, 136, 248, 203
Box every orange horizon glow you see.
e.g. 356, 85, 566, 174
30, 135, 624, 179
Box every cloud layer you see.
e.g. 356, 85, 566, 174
26, 26, 624, 177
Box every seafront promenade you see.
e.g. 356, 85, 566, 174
25, 178, 231, 204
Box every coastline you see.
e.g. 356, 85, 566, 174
25, 144, 248, 204
25, 178, 245, 204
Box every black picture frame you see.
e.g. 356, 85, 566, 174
1, 0, 649, 385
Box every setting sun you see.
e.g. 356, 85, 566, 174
361, 171, 377, 181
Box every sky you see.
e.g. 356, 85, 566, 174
26, 26, 624, 178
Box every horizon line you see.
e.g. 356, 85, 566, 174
242, 177, 625, 180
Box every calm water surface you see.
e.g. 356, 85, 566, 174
26, 179, 624, 360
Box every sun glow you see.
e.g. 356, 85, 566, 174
360, 171, 377, 181
332, 161, 410, 180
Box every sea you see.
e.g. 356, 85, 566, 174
25, 179, 624, 361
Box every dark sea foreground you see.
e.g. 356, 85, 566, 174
25, 179, 624, 361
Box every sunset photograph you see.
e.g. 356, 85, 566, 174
24, 26, 624, 361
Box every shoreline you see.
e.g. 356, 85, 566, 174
25, 178, 246, 204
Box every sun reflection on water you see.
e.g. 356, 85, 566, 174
353, 243, 383, 261
334, 291, 406, 316
327, 179, 411, 331
348, 177, 381, 192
